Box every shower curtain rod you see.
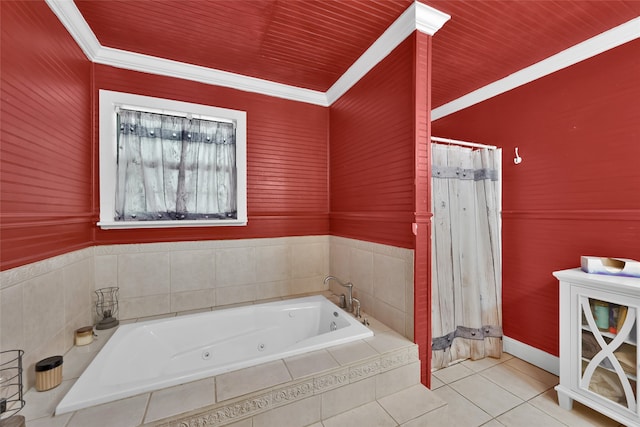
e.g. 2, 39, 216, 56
431, 136, 497, 150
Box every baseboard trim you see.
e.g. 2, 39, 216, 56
503, 336, 559, 376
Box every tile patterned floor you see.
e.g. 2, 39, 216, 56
313, 353, 626, 427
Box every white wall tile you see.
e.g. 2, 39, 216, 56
118, 252, 170, 298
349, 247, 374, 295
120, 294, 170, 320
216, 283, 256, 306
256, 245, 290, 282
170, 249, 215, 292
291, 243, 326, 279
216, 247, 256, 286
373, 253, 406, 311
22, 270, 65, 355
94, 254, 117, 289
170, 289, 215, 312
0, 284, 24, 352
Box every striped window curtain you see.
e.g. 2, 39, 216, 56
431, 144, 502, 369
115, 109, 236, 221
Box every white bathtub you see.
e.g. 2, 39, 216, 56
56, 295, 372, 414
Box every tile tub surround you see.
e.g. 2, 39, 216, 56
0, 247, 95, 390
329, 236, 414, 340
20, 305, 428, 427
94, 235, 330, 319
1, 234, 414, 392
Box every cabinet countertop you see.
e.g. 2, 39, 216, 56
554, 268, 640, 294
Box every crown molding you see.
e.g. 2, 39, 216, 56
432, 17, 640, 120
45, 0, 101, 60
326, 2, 450, 104
93, 46, 328, 106
45, 0, 449, 107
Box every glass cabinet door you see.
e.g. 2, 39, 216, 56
580, 296, 637, 411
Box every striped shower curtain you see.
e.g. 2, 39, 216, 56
431, 144, 503, 370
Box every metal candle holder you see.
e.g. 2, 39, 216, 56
0, 349, 25, 422
95, 287, 119, 330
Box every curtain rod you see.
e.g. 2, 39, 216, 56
431, 136, 497, 150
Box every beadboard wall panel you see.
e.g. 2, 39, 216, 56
329, 35, 416, 249
412, 32, 433, 385
432, 39, 640, 357
1, 1, 93, 271
92, 65, 329, 245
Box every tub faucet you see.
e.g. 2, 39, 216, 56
324, 276, 356, 314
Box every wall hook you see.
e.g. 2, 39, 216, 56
514, 147, 522, 164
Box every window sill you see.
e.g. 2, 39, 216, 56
97, 219, 247, 229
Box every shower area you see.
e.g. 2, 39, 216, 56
430, 137, 503, 370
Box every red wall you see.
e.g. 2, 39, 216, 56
0, 1, 94, 270
329, 36, 417, 249
432, 39, 640, 356
329, 33, 433, 383
92, 66, 329, 245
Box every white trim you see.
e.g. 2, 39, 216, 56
98, 90, 247, 229
45, 0, 448, 107
44, 0, 101, 60
94, 46, 328, 106
326, 2, 450, 104
45, 1, 637, 114
432, 17, 640, 120
503, 336, 559, 376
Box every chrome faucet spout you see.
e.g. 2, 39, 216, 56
352, 297, 361, 318
323, 276, 354, 312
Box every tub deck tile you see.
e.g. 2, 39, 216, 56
216, 360, 292, 402
283, 349, 339, 379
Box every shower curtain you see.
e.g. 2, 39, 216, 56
431, 144, 502, 370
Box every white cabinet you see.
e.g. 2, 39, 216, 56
554, 268, 640, 426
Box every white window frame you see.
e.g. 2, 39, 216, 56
98, 90, 247, 229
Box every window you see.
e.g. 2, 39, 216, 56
98, 90, 247, 229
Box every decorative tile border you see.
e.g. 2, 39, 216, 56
152, 344, 418, 427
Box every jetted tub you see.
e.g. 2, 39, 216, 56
56, 295, 372, 414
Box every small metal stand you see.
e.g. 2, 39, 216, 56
0, 350, 25, 427
95, 287, 120, 330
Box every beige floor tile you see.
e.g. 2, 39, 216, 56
496, 402, 565, 427
284, 349, 339, 379
378, 384, 447, 424
479, 420, 506, 427
66, 393, 149, 427
322, 401, 397, 427
461, 352, 513, 373
480, 363, 553, 400
432, 385, 492, 427
529, 389, 620, 427
432, 362, 475, 384
449, 373, 523, 417
504, 357, 558, 388
429, 374, 445, 389
399, 406, 449, 426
